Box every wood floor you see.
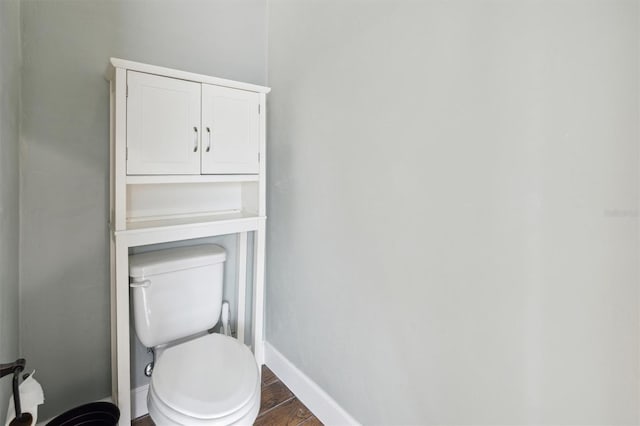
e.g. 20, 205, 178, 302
132, 365, 322, 426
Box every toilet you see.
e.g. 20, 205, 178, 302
129, 244, 261, 426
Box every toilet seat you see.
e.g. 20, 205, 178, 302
148, 379, 260, 425
148, 333, 260, 425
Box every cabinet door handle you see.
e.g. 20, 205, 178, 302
193, 127, 198, 152
206, 127, 211, 152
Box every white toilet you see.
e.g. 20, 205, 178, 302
129, 244, 261, 426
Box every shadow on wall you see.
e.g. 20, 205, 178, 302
0, 0, 21, 422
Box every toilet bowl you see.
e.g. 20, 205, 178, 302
147, 334, 260, 426
129, 245, 261, 426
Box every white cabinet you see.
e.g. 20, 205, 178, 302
108, 58, 269, 425
126, 72, 260, 175
201, 84, 259, 174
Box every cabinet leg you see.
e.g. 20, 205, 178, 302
237, 232, 248, 344
251, 220, 266, 366
114, 239, 131, 425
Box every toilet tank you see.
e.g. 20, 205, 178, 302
129, 244, 226, 348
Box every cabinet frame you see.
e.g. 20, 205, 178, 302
106, 58, 270, 425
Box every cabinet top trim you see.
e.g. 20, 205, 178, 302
106, 57, 271, 94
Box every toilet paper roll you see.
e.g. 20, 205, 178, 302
4, 371, 44, 426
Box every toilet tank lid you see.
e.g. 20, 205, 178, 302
129, 244, 226, 278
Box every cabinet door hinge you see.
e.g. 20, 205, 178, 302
258, 152, 260, 162
126, 84, 129, 98
258, 104, 261, 114
126, 147, 128, 160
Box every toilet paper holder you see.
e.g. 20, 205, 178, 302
0, 358, 32, 425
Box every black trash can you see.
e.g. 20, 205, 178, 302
46, 402, 119, 426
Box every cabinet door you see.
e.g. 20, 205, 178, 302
201, 84, 260, 174
127, 71, 201, 175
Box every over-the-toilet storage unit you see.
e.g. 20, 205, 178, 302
106, 58, 270, 425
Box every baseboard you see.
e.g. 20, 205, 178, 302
131, 385, 149, 420
264, 341, 360, 425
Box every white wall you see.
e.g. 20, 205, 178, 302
267, 1, 639, 424
0, 0, 21, 421
19, 0, 266, 419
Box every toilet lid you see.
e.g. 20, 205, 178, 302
151, 333, 259, 419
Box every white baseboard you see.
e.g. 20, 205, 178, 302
131, 385, 149, 420
264, 341, 359, 425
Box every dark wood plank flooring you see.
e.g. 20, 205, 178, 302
132, 365, 322, 426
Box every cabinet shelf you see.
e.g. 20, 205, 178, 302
115, 211, 263, 246
126, 174, 259, 184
